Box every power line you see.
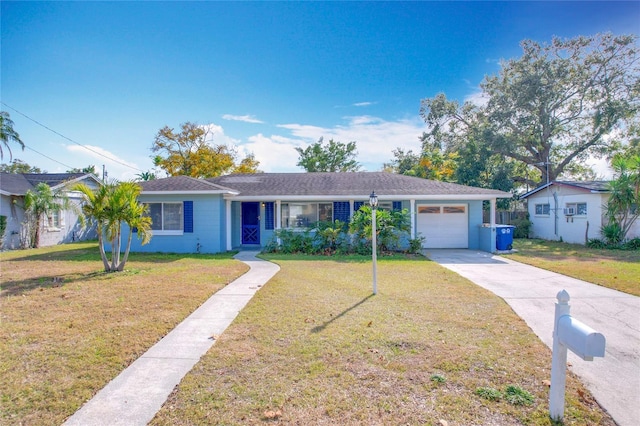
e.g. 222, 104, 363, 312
1, 102, 145, 173
24, 145, 76, 171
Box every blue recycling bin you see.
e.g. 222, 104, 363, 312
496, 225, 515, 250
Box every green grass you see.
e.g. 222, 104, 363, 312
506, 239, 640, 296
0, 242, 248, 425
150, 254, 613, 425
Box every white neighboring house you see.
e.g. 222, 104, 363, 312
0, 173, 102, 249
521, 181, 640, 245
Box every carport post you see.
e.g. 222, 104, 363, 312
549, 290, 571, 421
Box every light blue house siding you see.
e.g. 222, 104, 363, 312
124, 193, 227, 254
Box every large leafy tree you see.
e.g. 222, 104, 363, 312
74, 181, 152, 272
0, 159, 43, 173
0, 111, 24, 161
295, 137, 361, 172
384, 147, 458, 181
420, 33, 640, 188
67, 165, 97, 175
151, 122, 260, 178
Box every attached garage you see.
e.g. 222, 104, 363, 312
417, 204, 468, 248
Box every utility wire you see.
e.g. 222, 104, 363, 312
24, 145, 76, 171
1, 102, 145, 173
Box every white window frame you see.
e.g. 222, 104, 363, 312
566, 202, 587, 216
280, 202, 334, 229
535, 203, 550, 216
145, 202, 183, 235
47, 209, 64, 230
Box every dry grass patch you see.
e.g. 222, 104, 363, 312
152, 255, 613, 426
0, 242, 248, 425
506, 239, 640, 296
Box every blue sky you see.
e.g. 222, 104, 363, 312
2, 1, 639, 180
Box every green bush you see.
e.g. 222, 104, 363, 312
511, 214, 531, 239
602, 222, 623, 245
621, 237, 640, 250
586, 238, 607, 249
265, 208, 417, 256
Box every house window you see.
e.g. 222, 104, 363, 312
418, 206, 441, 214
577, 203, 587, 215
145, 202, 183, 232
280, 202, 333, 228
47, 210, 63, 229
535, 204, 550, 215
565, 203, 587, 216
443, 206, 466, 214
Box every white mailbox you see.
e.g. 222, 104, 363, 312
557, 315, 606, 361
549, 290, 606, 422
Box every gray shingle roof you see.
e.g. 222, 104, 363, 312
140, 175, 237, 193
520, 180, 611, 199
1, 172, 94, 196
205, 172, 511, 198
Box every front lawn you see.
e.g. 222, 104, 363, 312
151, 255, 612, 425
505, 239, 640, 296
0, 243, 248, 425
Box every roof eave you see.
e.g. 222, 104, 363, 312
224, 193, 511, 201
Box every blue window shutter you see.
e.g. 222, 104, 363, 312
354, 201, 365, 212
393, 201, 402, 211
183, 201, 193, 233
333, 201, 350, 222
264, 202, 274, 230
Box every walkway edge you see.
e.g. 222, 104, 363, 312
63, 252, 280, 426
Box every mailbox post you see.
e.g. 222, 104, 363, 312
549, 290, 606, 421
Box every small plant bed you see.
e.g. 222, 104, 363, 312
151, 255, 612, 425
0, 242, 248, 425
507, 239, 640, 296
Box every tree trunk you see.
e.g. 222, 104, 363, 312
117, 231, 134, 272
96, 227, 111, 272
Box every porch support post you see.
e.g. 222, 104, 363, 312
410, 199, 416, 239
275, 200, 281, 230
225, 199, 232, 251
490, 198, 496, 253
349, 200, 354, 220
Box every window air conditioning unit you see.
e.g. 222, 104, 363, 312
564, 207, 575, 216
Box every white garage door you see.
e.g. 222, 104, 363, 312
417, 205, 468, 248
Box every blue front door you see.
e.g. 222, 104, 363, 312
241, 202, 260, 245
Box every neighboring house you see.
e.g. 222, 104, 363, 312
521, 180, 640, 244
122, 172, 512, 254
0, 172, 102, 249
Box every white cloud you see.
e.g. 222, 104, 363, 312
201, 123, 242, 147
352, 101, 376, 107
66, 145, 143, 181
263, 115, 426, 171
222, 114, 264, 124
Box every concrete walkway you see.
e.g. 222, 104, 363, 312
64, 251, 279, 426
425, 249, 640, 426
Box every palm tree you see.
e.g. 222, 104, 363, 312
1, 111, 24, 160
605, 154, 640, 242
74, 183, 112, 271
74, 181, 152, 272
23, 183, 67, 248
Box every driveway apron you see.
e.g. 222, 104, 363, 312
425, 249, 639, 426
63, 251, 279, 426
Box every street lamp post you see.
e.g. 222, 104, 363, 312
369, 191, 378, 295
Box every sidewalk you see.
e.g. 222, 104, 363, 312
63, 251, 279, 426
425, 249, 640, 426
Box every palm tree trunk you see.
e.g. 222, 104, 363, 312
117, 231, 134, 272
34, 216, 41, 248
97, 226, 111, 272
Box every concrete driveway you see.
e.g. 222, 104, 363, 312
425, 249, 639, 426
